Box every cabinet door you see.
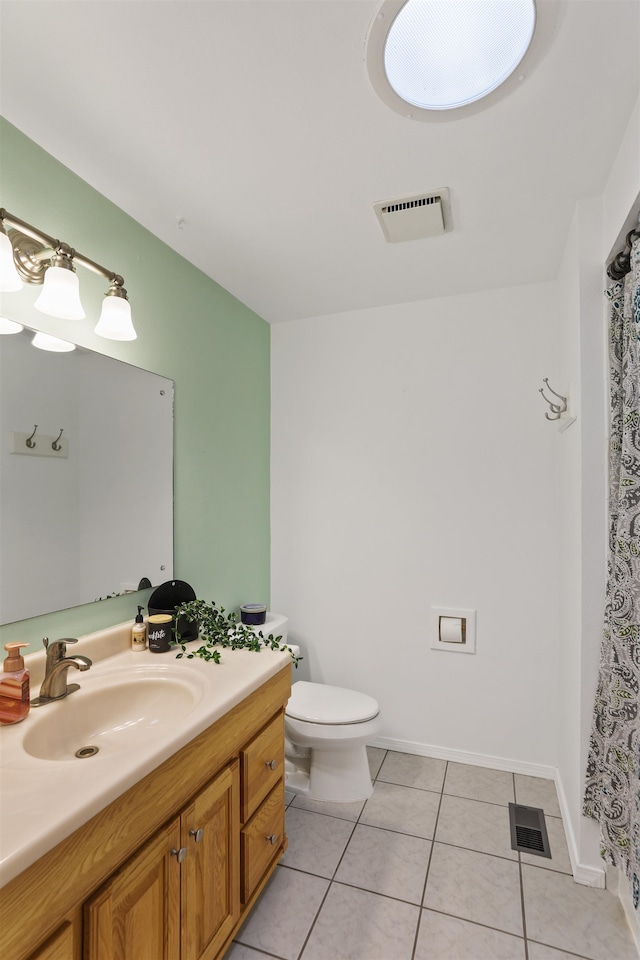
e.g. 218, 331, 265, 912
181, 761, 240, 960
84, 818, 181, 960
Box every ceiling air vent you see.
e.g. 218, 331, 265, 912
373, 188, 450, 243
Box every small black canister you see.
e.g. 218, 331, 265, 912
240, 603, 267, 626
147, 614, 173, 653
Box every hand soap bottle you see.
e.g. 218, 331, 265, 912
131, 606, 147, 651
0, 642, 30, 724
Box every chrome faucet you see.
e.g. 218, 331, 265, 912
31, 637, 92, 707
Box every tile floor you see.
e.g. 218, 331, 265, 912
224, 749, 638, 960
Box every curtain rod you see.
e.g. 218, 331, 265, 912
607, 213, 640, 280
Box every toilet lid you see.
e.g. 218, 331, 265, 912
287, 681, 379, 725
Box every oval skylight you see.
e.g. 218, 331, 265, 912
366, 0, 551, 121
385, 0, 535, 110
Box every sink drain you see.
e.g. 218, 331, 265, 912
75, 745, 99, 759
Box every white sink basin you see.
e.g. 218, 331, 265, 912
23, 666, 206, 762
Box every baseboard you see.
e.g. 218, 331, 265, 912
370, 735, 556, 780
553, 771, 606, 889
607, 866, 640, 954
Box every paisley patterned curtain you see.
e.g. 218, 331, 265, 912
584, 236, 640, 910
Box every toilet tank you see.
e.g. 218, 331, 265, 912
245, 612, 288, 643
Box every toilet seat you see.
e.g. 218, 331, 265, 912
287, 681, 379, 725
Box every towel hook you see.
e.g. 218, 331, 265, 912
539, 379, 568, 421
25, 424, 38, 448
51, 428, 64, 452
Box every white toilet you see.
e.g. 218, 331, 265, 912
285, 680, 382, 802
251, 613, 382, 803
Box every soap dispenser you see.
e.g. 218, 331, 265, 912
131, 606, 147, 651
0, 642, 30, 724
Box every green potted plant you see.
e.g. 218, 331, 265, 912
174, 599, 301, 667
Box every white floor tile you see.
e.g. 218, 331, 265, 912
415, 910, 526, 960
280, 806, 354, 878
424, 843, 523, 935
522, 864, 638, 960
360, 780, 441, 839
436, 794, 518, 860
377, 750, 447, 792
301, 882, 419, 960
234, 866, 329, 960
335, 822, 431, 903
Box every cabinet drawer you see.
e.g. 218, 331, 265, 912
240, 780, 285, 904
240, 712, 284, 822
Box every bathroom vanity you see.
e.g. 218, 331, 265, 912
0, 624, 291, 960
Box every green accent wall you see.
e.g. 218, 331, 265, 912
0, 118, 271, 651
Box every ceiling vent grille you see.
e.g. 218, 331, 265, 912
373, 188, 450, 243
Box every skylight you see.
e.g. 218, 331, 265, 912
385, 0, 536, 110
366, 0, 548, 121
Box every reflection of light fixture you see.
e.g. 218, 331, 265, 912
0, 316, 23, 334
367, 0, 554, 121
32, 331, 76, 352
0, 208, 136, 340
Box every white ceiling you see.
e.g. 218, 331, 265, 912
1, 0, 639, 324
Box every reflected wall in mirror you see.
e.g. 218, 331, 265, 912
0, 325, 174, 625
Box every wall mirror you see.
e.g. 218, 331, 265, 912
0, 325, 174, 625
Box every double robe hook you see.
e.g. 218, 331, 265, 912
24, 425, 64, 450
539, 379, 568, 421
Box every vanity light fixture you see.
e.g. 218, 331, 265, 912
0, 208, 136, 341
0, 223, 23, 292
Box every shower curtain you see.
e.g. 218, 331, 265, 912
584, 236, 640, 910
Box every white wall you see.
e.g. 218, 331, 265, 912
272, 281, 560, 770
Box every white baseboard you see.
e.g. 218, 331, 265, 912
553, 770, 605, 889
607, 866, 640, 954
370, 735, 556, 780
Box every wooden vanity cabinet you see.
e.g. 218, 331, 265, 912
3, 664, 290, 960
85, 762, 239, 960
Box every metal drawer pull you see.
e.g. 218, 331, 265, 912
265, 759, 277, 770
171, 846, 187, 863
265, 834, 278, 845
189, 828, 204, 843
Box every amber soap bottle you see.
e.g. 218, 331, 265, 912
0, 641, 30, 724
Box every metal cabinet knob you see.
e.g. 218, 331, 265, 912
265, 759, 277, 770
265, 834, 278, 846
171, 846, 187, 863
189, 827, 204, 843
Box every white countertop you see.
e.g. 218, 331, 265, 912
0, 620, 291, 888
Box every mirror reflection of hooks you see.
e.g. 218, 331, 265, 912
539, 378, 567, 421
51, 428, 64, 452
25, 425, 38, 449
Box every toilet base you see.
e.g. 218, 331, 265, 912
285, 744, 374, 803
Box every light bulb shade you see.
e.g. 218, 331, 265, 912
0, 230, 23, 292
32, 331, 76, 352
95, 291, 136, 341
35, 264, 86, 320
0, 317, 23, 334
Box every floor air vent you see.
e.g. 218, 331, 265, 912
373, 188, 450, 243
508, 803, 552, 858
